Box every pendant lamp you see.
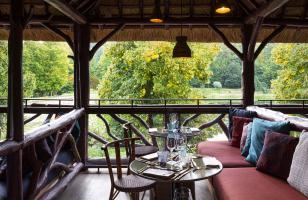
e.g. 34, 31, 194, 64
172, 0, 191, 58
215, 0, 231, 14
150, 0, 163, 23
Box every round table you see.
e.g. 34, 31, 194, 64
129, 156, 223, 200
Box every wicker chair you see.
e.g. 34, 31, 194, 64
102, 138, 156, 200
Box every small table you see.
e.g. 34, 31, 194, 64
129, 156, 223, 200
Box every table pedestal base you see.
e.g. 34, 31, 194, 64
154, 181, 195, 200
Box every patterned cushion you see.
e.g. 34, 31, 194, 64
228, 109, 257, 139
288, 131, 308, 197
246, 118, 291, 165
240, 122, 252, 152
256, 131, 299, 180
241, 123, 253, 157
230, 117, 253, 147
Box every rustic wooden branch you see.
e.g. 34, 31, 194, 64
245, 0, 291, 24
50, 162, 73, 173
182, 114, 201, 126
41, 23, 74, 51
110, 114, 129, 124
96, 114, 120, 141
247, 106, 308, 131
217, 119, 229, 138
44, 0, 87, 24
130, 114, 150, 129
66, 134, 82, 162
23, 109, 84, 147
38, 162, 83, 200
198, 114, 226, 130
88, 131, 109, 144
0, 140, 22, 156
208, 24, 243, 59
247, 17, 264, 61
254, 25, 286, 60
23, 5, 34, 28
123, 123, 152, 146
24, 113, 41, 125
89, 23, 125, 60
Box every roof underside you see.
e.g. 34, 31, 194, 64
0, 0, 307, 42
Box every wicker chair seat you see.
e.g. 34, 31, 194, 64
135, 146, 158, 157
114, 175, 155, 193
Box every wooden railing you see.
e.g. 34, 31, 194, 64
0, 108, 85, 200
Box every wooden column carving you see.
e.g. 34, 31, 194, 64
7, 0, 24, 199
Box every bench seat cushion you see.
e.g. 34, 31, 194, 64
213, 168, 307, 200
197, 141, 252, 168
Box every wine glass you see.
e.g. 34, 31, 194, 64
167, 135, 176, 155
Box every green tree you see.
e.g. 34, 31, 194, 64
98, 42, 219, 99
23, 42, 72, 97
271, 44, 308, 99
209, 45, 242, 88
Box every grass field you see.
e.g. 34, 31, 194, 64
192, 88, 274, 100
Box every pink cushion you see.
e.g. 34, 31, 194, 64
230, 117, 252, 147
213, 168, 307, 200
197, 141, 252, 168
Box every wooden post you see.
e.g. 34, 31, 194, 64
73, 24, 81, 108
241, 24, 255, 107
74, 23, 90, 163
7, 0, 24, 199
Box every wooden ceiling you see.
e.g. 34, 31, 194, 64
0, 0, 307, 42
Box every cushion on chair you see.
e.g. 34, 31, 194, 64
213, 168, 307, 200
256, 131, 298, 180
228, 109, 257, 139
135, 146, 158, 157
197, 141, 252, 168
230, 117, 253, 147
241, 123, 253, 157
114, 175, 155, 193
240, 122, 251, 152
246, 118, 291, 164
288, 131, 308, 197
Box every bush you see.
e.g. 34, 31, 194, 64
213, 81, 222, 88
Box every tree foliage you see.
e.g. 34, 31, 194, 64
23, 42, 72, 97
271, 44, 308, 99
98, 42, 219, 99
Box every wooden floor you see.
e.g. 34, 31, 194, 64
56, 169, 215, 200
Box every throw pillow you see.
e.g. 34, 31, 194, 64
228, 109, 257, 139
288, 131, 308, 197
240, 122, 252, 152
230, 116, 253, 147
256, 131, 299, 180
246, 118, 291, 164
241, 122, 253, 157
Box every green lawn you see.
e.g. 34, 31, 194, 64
192, 88, 274, 100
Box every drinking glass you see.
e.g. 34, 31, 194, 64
167, 135, 176, 154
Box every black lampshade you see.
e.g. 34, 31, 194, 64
172, 36, 192, 58
150, 0, 163, 23
215, 0, 231, 14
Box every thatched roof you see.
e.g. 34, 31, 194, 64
0, 0, 307, 42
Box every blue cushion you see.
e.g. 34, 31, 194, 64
246, 118, 291, 164
228, 109, 257, 139
241, 123, 253, 157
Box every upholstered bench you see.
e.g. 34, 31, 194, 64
197, 141, 252, 168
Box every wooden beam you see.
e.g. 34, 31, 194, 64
44, 0, 87, 24
75, 23, 90, 163
245, 0, 290, 24
241, 24, 255, 107
247, 17, 264, 61
139, 0, 144, 19
89, 23, 125, 60
41, 23, 74, 51
7, 1, 24, 199
208, 24, 243, 59
254, 25, 286, 60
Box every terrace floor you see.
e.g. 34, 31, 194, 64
56, 169, 215, 200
